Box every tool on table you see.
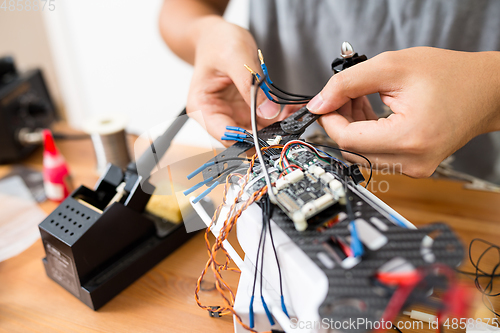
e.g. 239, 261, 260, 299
38, 108, 210, 310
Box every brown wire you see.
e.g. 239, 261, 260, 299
194, 153, 272, 332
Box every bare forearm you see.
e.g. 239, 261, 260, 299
485, 51, 500, 132
159, 0, 229, 64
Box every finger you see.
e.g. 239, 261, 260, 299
189, 109, 241, 147
362, 96, 378, 121
337, 100, 354, 122
339, 151, 436, 179
307, 52, 404, 114
351, 97, 368, 122
318, 112, 406, 153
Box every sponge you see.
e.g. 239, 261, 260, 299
145, 183, 191, 224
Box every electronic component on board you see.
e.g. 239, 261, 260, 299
185, 43, 465, 333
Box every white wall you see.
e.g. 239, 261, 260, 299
42, 0, 249, 147
0, 7, 63, 115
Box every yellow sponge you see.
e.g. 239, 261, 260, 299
145, 183, 191, 224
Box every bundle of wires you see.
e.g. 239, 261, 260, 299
306, 142, 374, 188
194, 153, 268, 332
456, 238, 500, 320
244, 50, 314, 105
184, 156, 251, 204
194, 143, 288, 332
221, 126, 281, 157
192, 63, 377, 332
278, 140, 347, 176
249, 193, 289, 329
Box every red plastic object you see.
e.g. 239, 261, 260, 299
42, 129, 72, 202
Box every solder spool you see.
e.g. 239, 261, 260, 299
84, 114, 131, 174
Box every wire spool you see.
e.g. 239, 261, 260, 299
83, 114, 131, 174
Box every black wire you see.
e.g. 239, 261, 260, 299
455, 270, 500, 277
213, 157, 251, 164
242, 134, 280, 156
455, 238, 500, 319
251, 73, 312, 104
270, 98, 307, 105
259, 197, 268, 297
306, 142, 373, 187
344, 174, 356, 222
270, 82, 314, 99
265, 194, 284, 298
269, 90, 311, 103
391, 323, 403, 333
251, 206, 267, 299
215, 165, 243, 180
241, 129, 269, 148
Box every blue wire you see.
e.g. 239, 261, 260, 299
281, 295, 289, 318
261, 296, 275, 326
187, 162, 215, 180
225, 126, 246, 133
255, 73, 273, 101
349, 221, 364, 257
260, 63, 273, 85
390, 214, 409, 228
221, 136, 244, 142
224, 132, 247, 139
192, 181, 219, 204
315, 148, 348, 167
183, 176, 214, 195
249, 295, 255, 328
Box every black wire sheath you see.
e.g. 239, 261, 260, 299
251, 207, 266, 300
266, 194, 285, 297
269, 90, 311, 103
259, 207, 267, 297
270, 83, 314, 99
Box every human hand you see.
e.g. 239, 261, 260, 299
186, 17, 299, 145
307, 47, 500, 177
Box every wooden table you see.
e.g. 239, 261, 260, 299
1, 129, 499, 333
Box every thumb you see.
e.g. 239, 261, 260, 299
307, 52, 400, 115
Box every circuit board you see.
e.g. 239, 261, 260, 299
270, 146, 346, 231
185, 43, 467, 332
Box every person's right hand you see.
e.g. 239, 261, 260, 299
186, 17, 294, 145
307, 47, 500, 178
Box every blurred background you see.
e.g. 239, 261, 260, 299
0, 0, 248, 145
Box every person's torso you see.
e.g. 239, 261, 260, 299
249, 0, 500, 183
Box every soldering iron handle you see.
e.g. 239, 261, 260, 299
128, 108, 188, 176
